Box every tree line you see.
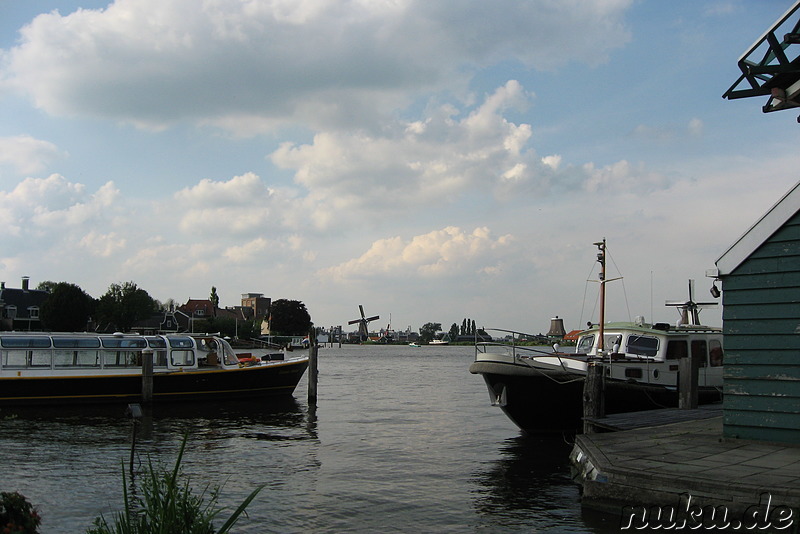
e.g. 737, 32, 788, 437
31, 281, 311, 338
417, 317, 487, 343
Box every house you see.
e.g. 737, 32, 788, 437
0, 277, 49, 331
177, 293, 272, 334
131, 309, 182, 335
241, 293, 270, 321
714, 180, 800, 444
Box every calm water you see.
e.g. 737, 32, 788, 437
0, 345, 618, 533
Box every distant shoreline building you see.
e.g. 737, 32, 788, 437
0, 277, 49, 331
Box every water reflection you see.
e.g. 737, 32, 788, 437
0, 398, 322, 533
472, 433, 589, 530
0, 397, 318, 455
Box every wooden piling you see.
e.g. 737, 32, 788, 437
308, 328, 318, 404
678, 355, 699, 409
141, 349, 154, 404
583, 360, 605, 434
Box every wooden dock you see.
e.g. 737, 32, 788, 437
583, 403, 722, 431
571, 407, 800, 528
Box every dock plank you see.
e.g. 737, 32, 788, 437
583, 403, 722, 431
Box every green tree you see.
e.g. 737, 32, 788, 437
40, 282, 95, 331
419, 322, 442, 344
95, 282, 157, 332
268, 299, 312, 335
36, 280, 58, 293
209, 286, 219, 308
448, 323, 459, 341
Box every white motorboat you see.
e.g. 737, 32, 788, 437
469, 240, 723, 433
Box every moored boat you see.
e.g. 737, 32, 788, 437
469, 239, 724, 434
0, 332, 309, 406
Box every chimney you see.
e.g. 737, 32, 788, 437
22, 276, 29, 292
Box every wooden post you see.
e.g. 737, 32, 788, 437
679, 355, 699, 409
583, 360, 605, 434
308, 328, 318, 404
141, 349, 154, 404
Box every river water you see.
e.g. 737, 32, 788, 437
0, 344, 618, 533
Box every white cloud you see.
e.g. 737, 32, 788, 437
0, 135, 65, 175
79, 231, 127, 257
272, 81, 564, 227
0, 175, 119, 238
321, 226, 515, 280
223, 237, 270, 263
173, 172, 292, 236
2, 0, 632, 133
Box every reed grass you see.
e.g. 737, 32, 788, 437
87, 435, 263, 534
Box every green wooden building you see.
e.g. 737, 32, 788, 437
715, 181, 800, 444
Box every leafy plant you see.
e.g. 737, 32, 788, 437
87, 436, 263, 534
0, 491, 41, 534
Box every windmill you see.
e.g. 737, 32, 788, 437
349, 305, 380, 342
665, 279, 718, 326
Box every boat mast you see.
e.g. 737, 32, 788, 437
595, 239, 606, 353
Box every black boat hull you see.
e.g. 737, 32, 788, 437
0, 359, 309, 406
474, 363, 723, 434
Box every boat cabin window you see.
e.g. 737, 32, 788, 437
145, 337, 168, 366
102, 350, 140, 368
167, 338, 195, 367
170, 350, 195, 367
146, 337, 167, 348
101, 337, 147, 349
709, 340, 723, 367
576, 335, 594, 353
691, 340, 708, 367
53, 348, 100, 367
2, 349, 51, 368
0, 337, 52, 368
1, 337, 51, 349
626, 335, 659, 357
666, 340, 688, 360
168, 337, 194, 349
53, 337, 101, 348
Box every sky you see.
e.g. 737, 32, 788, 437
1, 0, 799, 336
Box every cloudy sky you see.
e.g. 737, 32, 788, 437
1, 0, 798, 336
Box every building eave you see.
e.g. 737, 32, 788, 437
716, 179, 800, 275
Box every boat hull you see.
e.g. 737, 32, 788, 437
0, 359, 309, 406
470, 360, 722, 434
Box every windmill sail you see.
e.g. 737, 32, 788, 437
348, 305, 380, 341
665, 280, 718, 326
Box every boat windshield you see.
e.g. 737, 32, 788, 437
576, 335, 594, 354
218, 338, 239, 365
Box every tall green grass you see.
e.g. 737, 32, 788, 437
88, 436, 263, 534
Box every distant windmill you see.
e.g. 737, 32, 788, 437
665, 279, 718, 326
349, 305, 380, 342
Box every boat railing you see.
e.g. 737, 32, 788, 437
476, 328, 569, 363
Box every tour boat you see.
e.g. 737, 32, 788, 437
0, 332, 309, 406
469, 240, 724, 433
